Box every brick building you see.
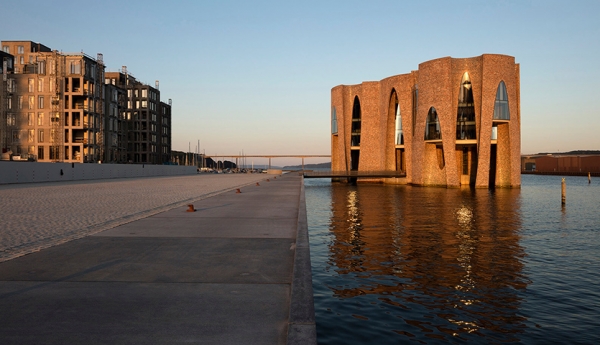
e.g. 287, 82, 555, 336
1, 40, 172, 164
331, 54, 521, 188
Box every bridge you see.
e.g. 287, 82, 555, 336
204, 154, 330, 170
302, 170, 406, 179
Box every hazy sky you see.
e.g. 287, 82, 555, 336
2, 0, 599, 166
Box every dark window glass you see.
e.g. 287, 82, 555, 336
331, 107, 338, 135
457, 72, 476, 140
493, 81, 510, 120
351, 97, 361, 146
425, 107, 441, 141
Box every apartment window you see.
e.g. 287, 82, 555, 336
38, 112, 44, 126
29, 55, 34, 64
142, 89, 147, 98
38, 146, 44, 160
28, 112, 34, 126
29, 96, 34, 109
20, 56, 24, 65
134, 90, 138, 97
38, 61, 45, 75
2, 46, 9, 53
127, 89, 132, 97
7, 97, 12, 110
28, 79, 34, 92
17, 46, 24, 54
127, 100, 132, 109
38, 78, 44, 92
28, 146, 35, 154
141, 100, 147, 108
28, 129, 34, 143
70, 61, 81, 74
135, 100, 140, 109
38, 96, 44, 109
7, 113, 16, 126
18, 96, 23, 110
7, 78, 16, 93
38, 129, 44, 143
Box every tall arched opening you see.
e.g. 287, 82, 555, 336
456, 72, 477, 186
490, 81, 511, 186
350, 96, 361, 171
389, 89, 404, 172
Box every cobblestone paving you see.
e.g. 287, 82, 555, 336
0, 174, 269, 262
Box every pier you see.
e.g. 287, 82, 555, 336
0, 173, 316, 344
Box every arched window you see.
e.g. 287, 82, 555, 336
493, 81, 510, 120
331, 106, 338, 135
390, 90, 403, 145
395, 97, 403, 145
351, 96, 361, 147
424, 107, 441, 141
456, 72, 476, 140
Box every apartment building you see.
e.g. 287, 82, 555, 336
1, 50, 16, 156
2, 40, 172, 164
1, 41, 105, 163
105, 70, 171, 164
103, 82, 127, 163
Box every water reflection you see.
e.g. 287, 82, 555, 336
325, 183, 527, 342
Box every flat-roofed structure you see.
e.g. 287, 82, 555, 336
331, 54, 521, 188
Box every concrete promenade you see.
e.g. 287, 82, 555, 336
0, 173, 316, 344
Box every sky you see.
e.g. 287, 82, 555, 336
2, 0, 599, 166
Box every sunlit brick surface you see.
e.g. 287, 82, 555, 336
331, 54, 520, 188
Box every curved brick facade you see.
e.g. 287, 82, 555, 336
331, 54, 520, 188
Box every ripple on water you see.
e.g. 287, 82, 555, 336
306, 175, 600, 344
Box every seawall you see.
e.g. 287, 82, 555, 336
0, 161, 196, 184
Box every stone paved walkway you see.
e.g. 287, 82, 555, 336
0, 174, 268, 262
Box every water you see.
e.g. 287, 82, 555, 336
305, 175, 600, 344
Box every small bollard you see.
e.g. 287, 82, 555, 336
588, 172, 591, 184
186, 204, 196, 212
561, 178, 566, 205
236, 188, 241, 193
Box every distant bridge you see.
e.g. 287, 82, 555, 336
302, 170, 406, 179
204, 154, 330, 169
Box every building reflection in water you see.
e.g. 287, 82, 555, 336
326, 183, 527, 341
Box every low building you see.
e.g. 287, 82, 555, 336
331, 54, 521, 188
535, 154, 600, 174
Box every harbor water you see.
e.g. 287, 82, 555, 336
305, 175, 600, 344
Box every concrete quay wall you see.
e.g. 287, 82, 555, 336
0, 161, 196, 185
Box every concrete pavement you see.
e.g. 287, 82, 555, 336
0, 173, 316, 344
